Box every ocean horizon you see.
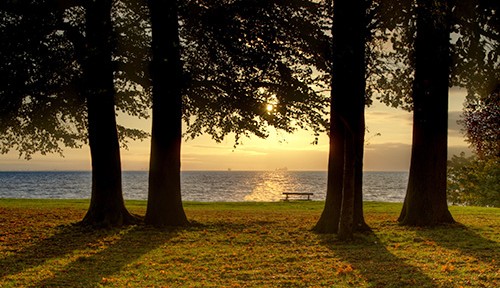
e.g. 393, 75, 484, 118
0, 170, 409, 202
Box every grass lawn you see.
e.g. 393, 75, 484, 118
0, 199, 498, 287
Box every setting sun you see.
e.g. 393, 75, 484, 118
266, 104, 274, 112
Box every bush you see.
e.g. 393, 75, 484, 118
447, 153, 500, 207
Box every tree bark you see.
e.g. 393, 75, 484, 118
338, 130, 355, 240
398, 0, 455, 226
81, 0, 136, 227
313, 112, 344, 234
145, 0, 189, 227
313, 0, 368, 236
353, 111, 370, 231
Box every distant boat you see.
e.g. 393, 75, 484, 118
275, 167, 288, 171
227, 168, 232, 171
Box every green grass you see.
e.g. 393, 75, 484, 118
0, 199, 498, 287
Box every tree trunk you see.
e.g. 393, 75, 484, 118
398, 0, 455, 226
313, 112, 344, 234
81, 0, 136, 227
338, 131, 355, 240
313, 0, 368, 236
145, 0, 189, 227
353, 111, 370, 231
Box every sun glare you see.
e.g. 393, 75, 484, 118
266, 104, 274, 112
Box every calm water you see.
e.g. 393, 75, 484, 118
0, 171, 408, 202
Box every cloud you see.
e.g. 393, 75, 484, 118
364, 143, 411, 171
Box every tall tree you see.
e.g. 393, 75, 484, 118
80, 0, 138, 227
367, 0, 497, 223
144, 0, 188, 226
0, 0, 151, 227
398, 0, 455, 226
313, 0, 368, 239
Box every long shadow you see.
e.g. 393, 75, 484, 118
318, 231, 436, 287
414, 222, 500, 264
0, 224, 119, 279
31, 225, 178, 287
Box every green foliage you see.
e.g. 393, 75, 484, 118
447, 153, 500, 207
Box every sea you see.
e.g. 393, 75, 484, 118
0, 171, 408, 202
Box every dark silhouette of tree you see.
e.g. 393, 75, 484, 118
0, 0, 149, 227
140, 0, 332, 225
80, 0, 138, 227
144, 0, 189, 226
367, 0, 497, 225
398, 0, 455, 226
313, 0, 368, 239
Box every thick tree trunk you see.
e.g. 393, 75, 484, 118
313, 113, 344, 234
338, 131, 355, 240
398, 0, 454, 226
145, 0, 188, 227
314, 0, 368, 236
81, 0, 136, 227
353, 112, 370, 231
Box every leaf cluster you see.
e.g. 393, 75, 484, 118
0, 0, 87, 159
0, 0, 151, 159
368, 0, 499, 110
447, 152, 500, 207
460, 85, 500, 158
451, 0, 500, 100
180, 0, 331, 144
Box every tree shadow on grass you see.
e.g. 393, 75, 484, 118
30, 225, 178, 287
0, 224, 119, 279
318, 232, 436, 288
414, 222, 499, 263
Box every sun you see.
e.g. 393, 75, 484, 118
266, 104, 274, 112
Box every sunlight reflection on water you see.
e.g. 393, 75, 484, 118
244, 171, 293, 201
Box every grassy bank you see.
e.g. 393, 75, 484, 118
0, 199, 498, 287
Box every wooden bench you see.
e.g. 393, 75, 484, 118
282, 192, 314, 201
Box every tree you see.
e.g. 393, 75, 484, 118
142, 0, 333, 225
144, 0, 189, 226
80, 0, 139, 227
366, 0, 497, 224
398, 0, 455, 226
0, 0, 149, 227
313, 0, 368, 239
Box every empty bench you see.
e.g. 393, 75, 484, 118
282, 192, 314, 201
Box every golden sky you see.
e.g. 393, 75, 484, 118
0, 88, 470, 171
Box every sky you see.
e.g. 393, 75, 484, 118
0, 88, 471, 172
